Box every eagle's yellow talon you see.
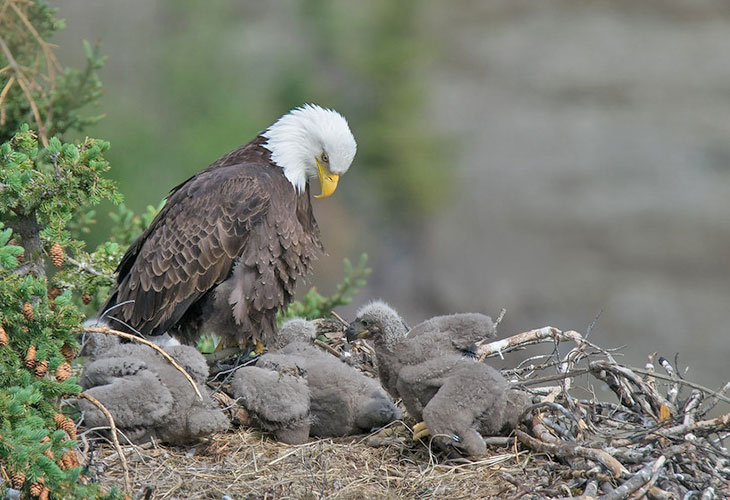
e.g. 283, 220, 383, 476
254, 340, 267, 355
412, 421, 430, 441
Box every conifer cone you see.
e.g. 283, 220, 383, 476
49, 242, 65, 267
29, 480, 44, 496
47, 286, 61, 301
60, 344, 76, 362
22, 302, 34, 321
25, 345, 37, 368
81, 293, 92, 305
55, 362, 71, 381
41, 436, 53, 459
55, 414, 77, 440
35, 359, 48, 377
64, 450, 80, 468
39, 487, 49, 500
0, 325, 7, 346
54, 413, 66, 428
11, 471, 25, 488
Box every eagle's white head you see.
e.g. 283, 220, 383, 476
263, 104, 357, 198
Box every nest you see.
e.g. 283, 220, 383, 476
81, 321, 730, 499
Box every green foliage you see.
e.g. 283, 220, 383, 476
0, 125, 121, 241
0, 0, 107, 144
0, 125, 124, 314
0, 226, 122, 499
0, 3, 122, 492
278, 253, 371, 323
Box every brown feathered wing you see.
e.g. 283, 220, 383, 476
101, 148, 322, 347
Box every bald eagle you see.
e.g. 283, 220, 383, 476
101, 104, 357, 348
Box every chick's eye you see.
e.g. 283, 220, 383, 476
321, 152, 329, 163
361, 319, 370, 328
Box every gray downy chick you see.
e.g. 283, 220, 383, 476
345, 301, 497, 418
230, 365, 311, 444
79, 334, 229, 445
420, 359, 530, 456
258, 346, 401, 438
271, 317, 318, 349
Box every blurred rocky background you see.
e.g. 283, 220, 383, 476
55, 0, 730, 390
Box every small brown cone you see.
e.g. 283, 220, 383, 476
81, 293, 92, 305
22, 302, 34, 321
29, 479, 44, 496
49, 243, 65, 267
64, 450, 80, 468
35, 359, 48, 377
55, 362, 71, 381
39, 486, 49, 500
48, 286, 62, 301
25, 345, 37, 368
0, 325, 7, 346
60, 344, 76, 362
55, 414, 77, 440
11, 471, 26, 488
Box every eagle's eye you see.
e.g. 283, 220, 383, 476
361, 318, 370, 328
321, 152, 329, 163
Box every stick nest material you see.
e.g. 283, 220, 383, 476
78, 322, 729, 499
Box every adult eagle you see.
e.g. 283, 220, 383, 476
101, 104, 357, 348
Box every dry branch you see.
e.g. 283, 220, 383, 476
515, 429, 627, 478
77, 392, 131, 492
596, 455, 665, 500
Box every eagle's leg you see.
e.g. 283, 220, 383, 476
412, 421, 431, 441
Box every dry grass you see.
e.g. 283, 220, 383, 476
91, 423, 537, 500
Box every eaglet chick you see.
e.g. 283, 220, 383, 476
79, 333, 229, 445
232, 318, 400, 442
345, 301, 497, 408
346, 301, 529, 456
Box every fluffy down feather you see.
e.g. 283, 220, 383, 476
230, 366, 311, 445
346, 302, 529, 456
78, 333, 229, 445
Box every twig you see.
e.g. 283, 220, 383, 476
476, 327, 587, 361
0, 75, 14, 125
493, 308, 507, 329
629, 367, 730, 406
84, 326, 203, 400
515, 429, 627, 478
66, 255, 110, 278
329, 310, 349, 328
596, 455, 666, 500
313, 339, 344, 359
0, 35, 48, 145
650, 410, 730, 439
77, 392, 132, 492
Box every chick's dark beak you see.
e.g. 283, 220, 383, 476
345, 321, 369, 342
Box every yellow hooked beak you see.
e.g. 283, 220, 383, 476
314, 157, 340, 199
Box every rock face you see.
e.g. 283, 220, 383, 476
231, 318, 401, 443
79, 333, 229, 445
